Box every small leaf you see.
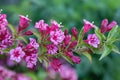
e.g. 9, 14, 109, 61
17, 36, 28, 43
83, 52, 92, 63
8, 24, 17, 35
99, 45, 112, 60
95, 27, 106, 42
112, 44, 120, 54
77, 27, 84, 45
32, 31, 41, 43
106, 26, 120, 44
61, 54, 74, 65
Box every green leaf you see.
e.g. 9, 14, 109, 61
61, 54, 74, 65
95, 27, 106, 42
112, 44, 120, 54
32, 30, 41, 43
99, 45, 112, 60
8, 24, 17, 35
106, 26, 120, 44
83, 52, 92, 63
17, 36, 28, 43
77, 27, 84, 45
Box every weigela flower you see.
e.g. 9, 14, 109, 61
85, 34, 100, 48
29, 38, 39, 49
71, 27, 78, 39
0, 14, 8, 28
50, 58, 62, 71
18, 15, 31, 32
47, 43, 58, 54
10, 47, 25, 62
71, 56, 81, 64
50, 20, 62, 31
64, 35, 72, 46
35, 20, 48, 31
50, 29, 65, 45
101, 19, 117, 33
83, 19, 95, 34
23, 30, 33, 36
25, 54, 38, 68
23, 38, 39, 68
59, 65, 78, 80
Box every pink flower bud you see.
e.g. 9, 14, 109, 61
50, 58, 62, 71
107, 21, 117, 31
83, 19, 95, 34
71, 27, 78, 39
68, 40, 77, 49
64, 29, 68, 35
18, 15, 30, 32
101, 19, 117, 33
101, 19, 108, 33
72, 56, 81, 64
23, 30, 33, 35
64, 35, 72, 46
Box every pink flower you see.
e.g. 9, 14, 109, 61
17, 74, 31, 80
50, 29, 65, 45
0, 14, 8, 28
50, 58, 62, 71
29, 38, 39, 49
50, 20, 62, 31
64, 35, 71, 46
18, 15, 30, 32
83, 19, 95, 34
35, 20, 48, 30
25, 54, 38, 68
71, 27, 78, 39
71, 56, 81, 64
59, 65, 78, 80
47, 44, 58, 54
101, 19, 117, 33
68, 40, 78, 50
10, 47, 25, 62
85, 34, 100, 48
23, 30, 33, 36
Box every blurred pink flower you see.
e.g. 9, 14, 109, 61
85, 34, 100, 48
50, 29, 65, 45
47, 43, 58, 54
71, 56, 81, 64
50, 58, 62, 71
0, 14, 8, 28
25, 54, 38, 68
101, 19, 117, 33
10, 47, 25, 62
17, 74, 31, 80
59, 65, 78, 80
83, 19, 95, 34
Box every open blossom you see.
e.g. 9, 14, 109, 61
85, 34, 100, 48
23, 38, 39, 68
50, 58, 62, 71
83, 19, 95, 34
47, 44, 58, 54
10, 47, 25, 62
50, 29, 65, 45
101, 19, 117, 33
50, 20, 62, 31
35, 20, 48, 31
29, 38, 39, 49
18, 15, 30, 32
25, 54, 38, 68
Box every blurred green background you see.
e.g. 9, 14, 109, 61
0, 0, 120, 80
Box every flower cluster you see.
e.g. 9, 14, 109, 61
0, 66, 31, 80
0, 12, 120, 72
